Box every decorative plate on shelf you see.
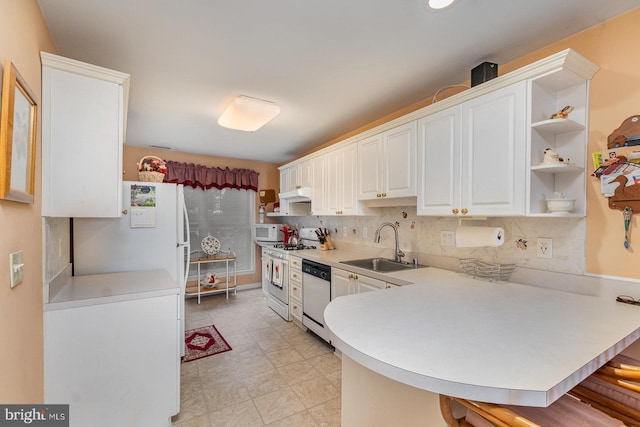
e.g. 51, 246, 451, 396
201, 235, 221, 255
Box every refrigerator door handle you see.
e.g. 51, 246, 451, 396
181, 202, 191, 287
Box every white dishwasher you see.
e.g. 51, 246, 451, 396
302, 259, 331, 343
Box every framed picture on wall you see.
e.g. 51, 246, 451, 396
0, 59, 37, 203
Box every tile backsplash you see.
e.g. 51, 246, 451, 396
285, 207, 586, 275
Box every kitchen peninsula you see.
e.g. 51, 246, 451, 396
323, 268, 640, 426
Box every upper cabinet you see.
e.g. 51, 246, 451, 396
41, 52, 129, 218
418, 81, 527, 216
526, 68, 594, 216
327, 143, 362, 215
358, 122, 417, 205
277, 49, 598, 218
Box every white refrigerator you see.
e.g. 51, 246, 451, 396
73, 181, 190, 354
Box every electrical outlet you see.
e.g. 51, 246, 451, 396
441, 231, 455, 246
537, 238, 553, 259
343, 226, 347, 235
363, 227, 368, 238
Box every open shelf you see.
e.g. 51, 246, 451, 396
531, 118, 584, 134
530, 164, 583, 173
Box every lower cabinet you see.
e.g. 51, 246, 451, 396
289, 256, 304, 326
44, 293, 180, 427
332, 268, 394, 298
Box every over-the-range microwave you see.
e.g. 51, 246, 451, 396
252, 224, 285, 243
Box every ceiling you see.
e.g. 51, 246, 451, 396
37, 1, 639, 164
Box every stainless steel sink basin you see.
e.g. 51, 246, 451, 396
340, 258, 426, 273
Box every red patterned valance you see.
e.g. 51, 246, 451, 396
165, 161, 259, 191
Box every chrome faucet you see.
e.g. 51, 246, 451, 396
374, 222, 405, 263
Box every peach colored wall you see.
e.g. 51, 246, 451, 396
123, 145, 280, 285
0, 0, 56, 403
500, 9, 640, 279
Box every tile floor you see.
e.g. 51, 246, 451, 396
172, 288, 342, 427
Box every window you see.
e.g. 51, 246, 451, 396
184, 187, 255, 276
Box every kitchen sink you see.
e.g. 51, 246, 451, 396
340, 258, 426, 273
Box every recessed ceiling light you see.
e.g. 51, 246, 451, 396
218, 95, 280, 132
427, 0, 458, 10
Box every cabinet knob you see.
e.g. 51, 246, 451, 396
461, 208, 469, 215
377, 193, 381, 198
122, 209, 128, 215
452, 209, 459, 214
354, 275, 358, 280
382, 193, 387, 197
348, 274, 353, 279
293, 286, 298, 291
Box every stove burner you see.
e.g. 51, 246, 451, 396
273, 243, 317, 251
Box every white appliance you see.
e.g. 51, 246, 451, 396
302, 259, 331, 343
73, 181, 190, 355
263, 248, 290, 320
252, 223, 285, 242
259, 228, 320, 321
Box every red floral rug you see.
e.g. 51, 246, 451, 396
182, 324, 232, 363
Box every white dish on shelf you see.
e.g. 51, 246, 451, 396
546, 198, 576, 213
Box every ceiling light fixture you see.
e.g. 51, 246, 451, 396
427, 0, 458, 10
218, 95, 280, 132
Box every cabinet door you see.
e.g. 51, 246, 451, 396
278, 168, 290, 214
357, 134, 383, 200
288, 166, 299, 191
462, 81, 526, 216
356, 275, 386, 293
300, 159, 314, 188
383, 122, 417, 198
340, 144, 359, 215
42, 68, 124, 217
417, 105, 461, 215
311, 155, 327, 215
331, 268, 353, 299
326, 150, 341, 214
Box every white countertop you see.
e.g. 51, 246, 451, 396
46, 269, 180, 311
324, 267, 640, 407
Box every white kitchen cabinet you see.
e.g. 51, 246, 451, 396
526, 65, 595, 216
311, 155, 327, 215
358, 122, 417, 204
44, 292, 179, 427
331, 268, 391, 297
274, 166, 312, 216
332, 268, 355, 298
417, 81, 527, 216
355, 274, 386, 293
327, 144, 361, 215
41, 52, 129, 218
289, 256, 304, 327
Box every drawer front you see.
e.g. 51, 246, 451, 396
290, 298, 303, 321
290, 269, 302, 283
290, 282, 303, 300
290, 257, 303, 271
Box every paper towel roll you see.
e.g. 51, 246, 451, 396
455, 226, 505, 248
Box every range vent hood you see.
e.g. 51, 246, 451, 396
279, 187, 312, 202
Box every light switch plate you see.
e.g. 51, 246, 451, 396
10, 250, 24, 288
